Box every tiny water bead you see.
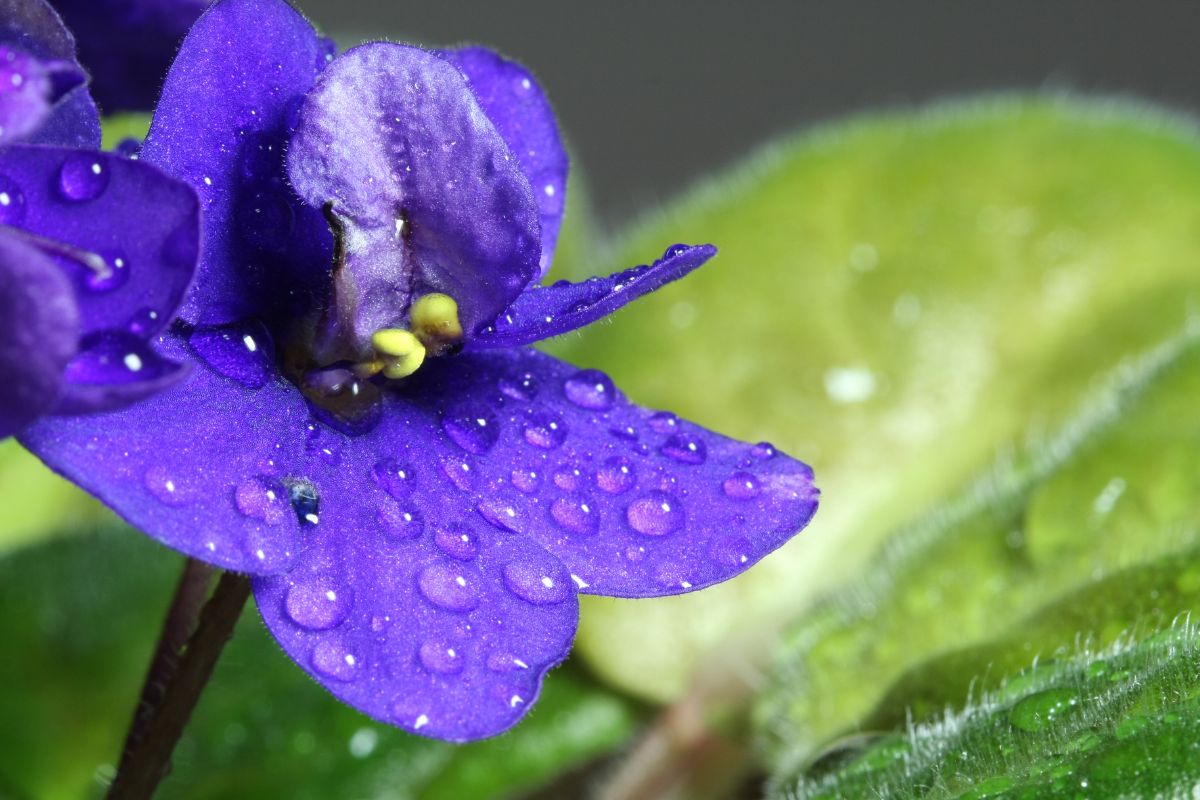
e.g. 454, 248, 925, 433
64, 331, 173, 384
441, 456, 475, 491
417, 562, 480, 612
477, 497, 523, 533
486, 651, 530, 672
552, 464, 585, 491
188, 319, 276, 389
550, 496, 600, 536
311, 637, 360, 682
304, 422, 343, 465
285, 578, 353, 630
563, 368, 615, 410
510, 467, 541, 494
722, 471, 762, 500
143, 466, 186, 507
498, 372, 539, 401
661, 432, 707, 464
502, 560, 571, 605
522, 409, 567, 449
709, 534, 753, 567
234, 475, 290, 525
58, 153, 110, 202
0, 173, 26, 224
378, 503, 423, 541
82, 252, 129, 293
441, 401, 500, 455
751, 441, 777, 459
126, 308, 161, 336
595, 456, 636, 494
418, 640, 465, 675
626, 491, 685, 536
285, 478, 320, 525
1009, 688, 1081, 733
648, 411, 679, 434
434, 522, 480, 561
373, 458, 416, 499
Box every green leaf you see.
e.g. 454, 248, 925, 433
772, 625, 1200, 799
547, 96, 1200, 702
0, 440, 109, 554
756, 328, 1200, 775
0, 531, 642, 800
100, 114, 151, 151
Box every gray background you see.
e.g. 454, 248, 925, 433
294, 1, 1200, 232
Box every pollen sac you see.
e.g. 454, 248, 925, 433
372, 327, 426, 379
409, 293, 462, 355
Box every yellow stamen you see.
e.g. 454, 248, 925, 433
409, 293, 462, 352
371, 328, 426, 379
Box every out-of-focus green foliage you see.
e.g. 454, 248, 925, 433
773, 624, 1200, 799
551, 96, 1200, 702
0, 440, 109, 553
0, 530, 642, 800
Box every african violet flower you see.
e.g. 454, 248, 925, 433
21, 0, 818, 740
0, 0, 200, 438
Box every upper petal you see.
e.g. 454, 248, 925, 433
140, 0, 332, 326
441, 46, 567, 278
0, 229, 77, 437
287, 42, 541, 353
469, 243, 716, 349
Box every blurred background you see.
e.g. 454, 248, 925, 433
296, 0, 1200, 232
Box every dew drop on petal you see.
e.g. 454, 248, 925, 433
378, 503, 423, 542
510, 467, 541, 494
709, 534, 753, 567
441, 457, 475, 491
434, 523, 479, 561
596, 456, 636, 495
0, 174, 26, 224
502, 560, 571, 605
648, 411, 679, 434
188, 320, 275, 389
660, 432, 707, 464
553, 463, 585, 492
498, 372, 539, 401
486, 651, 530, 672
58, 153, 110, 201
285, 578, 352, 630
563, 368, 615, 410
126, 307, 161, 336
626, 491, 684, 536
64, 331, 172, 384
372, 458, 416, 499
143, 466, 185, 506
304, 422, 342, 465
477, 498, 522, 533
550, 496, 599, 536
233, 476, 289, 525
83, 252, 129, 293
751, 441, 777, 460
522, 409, 567, 449
311, 637, 360, 682
418, 640, 464, 675
722, 471, 762, 500
417, 562, 480, 612
284, 478, 320, 526
441, 402, 500, 455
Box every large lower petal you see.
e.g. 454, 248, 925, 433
287, 42, 541, 355
0, 231, 77, 437
140, 0, 332, 326
441, 46, 567, 277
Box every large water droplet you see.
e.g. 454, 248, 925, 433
563, 369, 615, 410
722, 471, 762, 500
284, 478, 320, 525
418, 640, 464, 675
58, 153, 110, 201
373, 458, 416, 499
477, 498, 523, 533
0, 174, 26, 224
1009, 688, 1079, 733
498, 372, 539, 401
502, 560, 571, 605
522, 410, 567, 449
143, 466, 186, 507
648, 411, 679, 434
286, 578, 352, 630
417, 562, 479, 612
510, 467, 541, 494
661, 432, 707, 465
311, 637, 360, 682
64, 331, 173, 385
626, 491, 684, 536
434, 522, 479, 561
596, 456, 636, 495
233, 476, 289, 525
441, 402, 500, 455
188, 320, 275, 389
550, 497, 599, 536
553, 463, 585, 492
378, 503, 423, 541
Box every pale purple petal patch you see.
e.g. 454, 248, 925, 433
441, 46, 567, 277
0, 45, 56, 143
469, 243, 716, 349
287, 42, 541, 357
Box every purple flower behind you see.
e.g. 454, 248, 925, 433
21, 0, 819, 741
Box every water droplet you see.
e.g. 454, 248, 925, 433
563, 369, 615, 410
498, 372, 539, 401
58, 152, 109, 201
441, 402, 500, 455
522, 409, 567, 449
486, 651, 530, 672
188, 320, 275, 389
233, 476, 290, 525
1009, 688, 1080, 732
418, 640, 464, 675
284, 478, 320, 525
550, 496, 599, 536
441, 456, 475, 491
304, 422, 342, 465
709, 535, 753, 567
434, 522, 479, 561
510, 467, 541, 494
311, 637, 360, 682
378, 504, 423, 541
626, 491, 684, 536
372, 458, 416, 499
722, 472, 762, 500
503, 560, 571, 605
751, 442, 776, 460
285, 578, 352, 630
660, 432, 707, 464
0, 174, 26, 224
417, 562, 479, 612
609, 424, 638, 442
596, 456, 636, 494
143, 466, 185, 506
83, 252, 129, 293
648, 411, 679, 434
126, 308, 161, 336
64, 331, 174, 384
477, 498, 522, 533
553, 463, 585, 491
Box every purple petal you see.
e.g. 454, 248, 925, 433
140, 0, 332, 327
469, 243, 716, 350
0, 230, 77, 437
55, 330, 189, 414
287, 42, 541, 355
441, 46, 567, 278
0, 45, 55, 144
0, 145, 199, 341
254, 513, 577, 740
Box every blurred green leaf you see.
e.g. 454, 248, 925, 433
0, 531, 642, 800
0, 440, 109, 554
772, 624, 1200, 799
549, 96, 1200, 702
100, 114, 151, 151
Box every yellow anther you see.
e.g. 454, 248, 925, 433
409, 293, 462, 351
371, 328, 426, 379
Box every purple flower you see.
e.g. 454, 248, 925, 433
0, 0, 200, 438
21, 0, 818, 741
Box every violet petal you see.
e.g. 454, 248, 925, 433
0, 44, 55, 143
287, 42, 541, 355
0, 230, 77, 437
140, 0, 332, 327
469, 243, 716, 349
441, 46, 567, 278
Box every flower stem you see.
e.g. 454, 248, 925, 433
107, 566, 251, 800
